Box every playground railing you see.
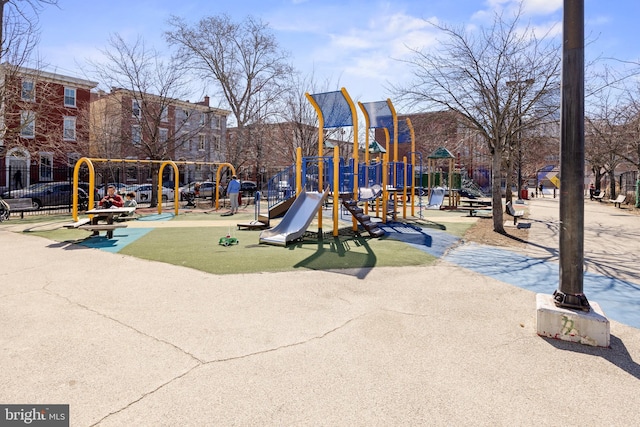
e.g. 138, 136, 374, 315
267, 165, 296, 209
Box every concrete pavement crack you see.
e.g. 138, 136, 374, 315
204, 311, 372, 365
42, 287, 205, 364
43, 285, 373, 425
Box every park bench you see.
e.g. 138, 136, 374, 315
608, 194, 626, 208
62, 218, 91, 228
505, 201, 524, 225
78, 223, 127, 239
6, 198, 35, 218
593, 190, 606, 201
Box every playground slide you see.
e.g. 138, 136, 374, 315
426, 187, 446, 209
259, 188, 330, 246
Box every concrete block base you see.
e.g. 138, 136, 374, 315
536, 293, 610, 347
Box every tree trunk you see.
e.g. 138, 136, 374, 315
150, 165, 159, 208
608, 170, 616, 199
491, 148, 505, 233
505, 153, 514, 207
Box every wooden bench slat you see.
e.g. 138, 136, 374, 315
607, 194, 626, 208
506, 201, 524, 225
63, 218, 92, 228
6, 198, 35, 218
78, 224, 127, 231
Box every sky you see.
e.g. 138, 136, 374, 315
29, 0, 640, 113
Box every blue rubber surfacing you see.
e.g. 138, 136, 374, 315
75, 215, 640, 330
78, 228, 153, 253
444, 243, 640, 330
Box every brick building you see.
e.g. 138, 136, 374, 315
0, 64, 98, 190
90, 89, 230, 185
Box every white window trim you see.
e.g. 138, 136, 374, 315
132, 100, 141, 118
64, 87, 77, 108
39, 152, 53, 181
21, 80, 35, 102
132, 125, 141, 146
159, 128, 168, 143
211, 115, 220, 129
20, 110, 35, 138
63, 116, 76, 141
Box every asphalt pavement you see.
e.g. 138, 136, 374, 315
1, 196, 639, 426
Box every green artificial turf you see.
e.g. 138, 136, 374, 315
16, 210, 475, 275
118, 226, 436, 274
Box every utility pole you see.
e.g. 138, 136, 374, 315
554, 0, 590, 311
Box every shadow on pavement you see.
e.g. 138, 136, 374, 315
542, 334, 640, 381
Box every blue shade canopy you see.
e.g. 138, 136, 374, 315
360, 101, 393, 129
309, 90, 353, 128
391, 119, 412, 144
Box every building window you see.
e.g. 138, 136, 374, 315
160, 106, 168, 122
126, 165, 138, 182
21, 80, 35, 101
198, 134, 205, 151
211, 115, 220, 129
39, 153, 53, 181
132, 125, 141, 146
159, 128, 168, 144
20, 111, 35, 138
67, 153, 80, 169
64, 87, 76, 107
199, 113, 205, 126
132, 100, 141, 117
212, 135, 220, 151
63, 116, 76, 140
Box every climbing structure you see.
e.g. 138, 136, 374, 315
341, 198, 385, 238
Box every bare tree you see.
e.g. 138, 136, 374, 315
89, 33, 200, 206
614, 96, 640, 207
393, 5, 561, 233
1, 0, 57, 150
165, 14, 294, 171
0, 0, 56, 60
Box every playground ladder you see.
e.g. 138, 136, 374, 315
342, 199, 385, 238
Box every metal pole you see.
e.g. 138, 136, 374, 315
554, 0, 590, 311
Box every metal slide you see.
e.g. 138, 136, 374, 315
426, 187, 446, 209
259, 188, 330, 246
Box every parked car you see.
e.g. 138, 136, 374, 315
77, 182, 100, 201
179, 181, 223, 200
1, 181, 88, 210
97, 183, 128, 198
240, 181, 257, 195
134, 184, 174, 202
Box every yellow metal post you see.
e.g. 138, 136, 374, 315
72, 157, 95, 222
403, 156, 408, 219
158, 161, 180, 216
333, 147, 340, 237
407, 118, 416, 216
358, 101, 371, 216
305, 92, 325, 232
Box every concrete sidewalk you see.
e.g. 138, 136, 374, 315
1, 199, 640, 426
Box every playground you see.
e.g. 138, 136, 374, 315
12, 201, 477, 275
1, 196, 639, 426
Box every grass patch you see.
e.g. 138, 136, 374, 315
118, 227, 435, 274
11, 211, 474, 275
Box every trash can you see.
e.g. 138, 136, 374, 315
520, 189, 529, 200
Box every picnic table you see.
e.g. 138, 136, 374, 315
459, 198, 492, 207
81, 207, 135, 238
